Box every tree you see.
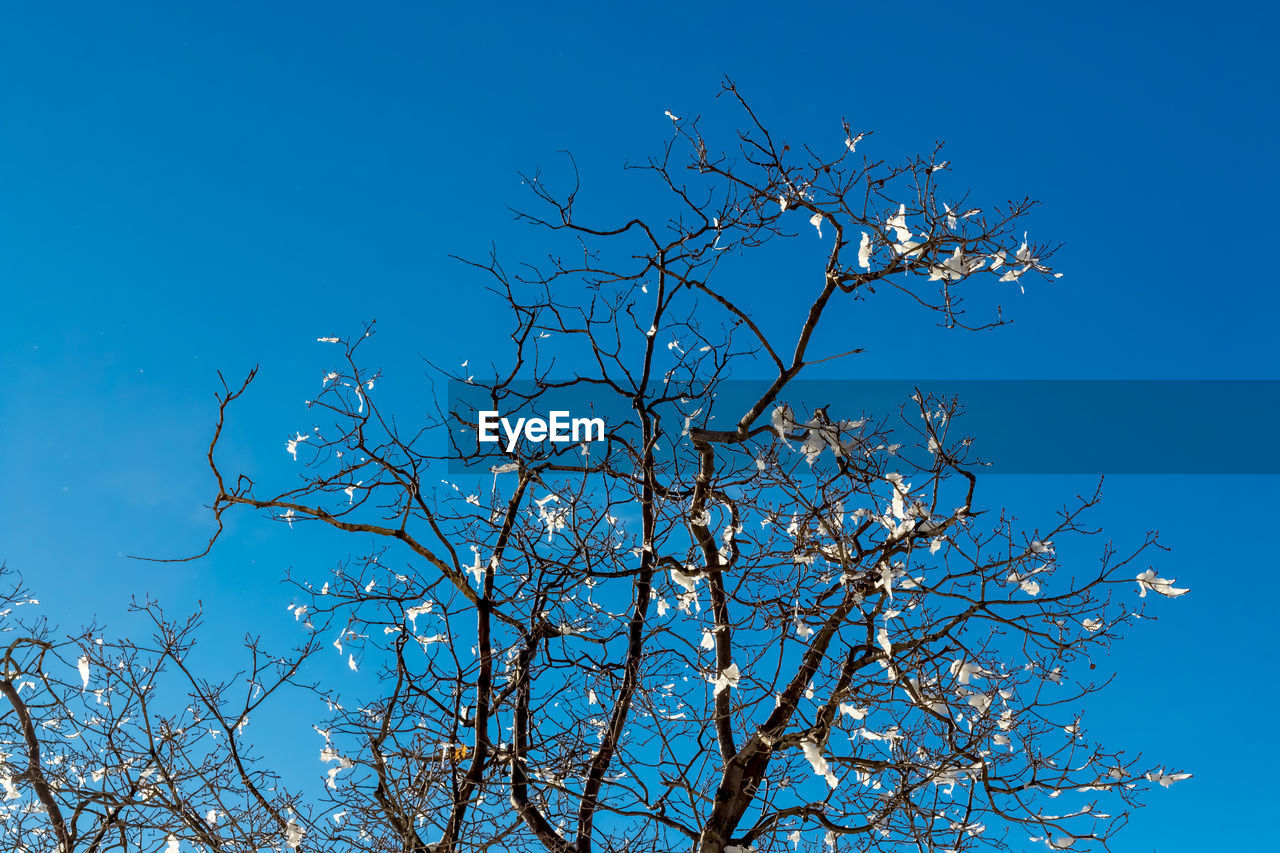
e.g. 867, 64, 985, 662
0, 82, 1189, 853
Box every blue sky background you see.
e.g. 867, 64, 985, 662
1, 2, 1276, 849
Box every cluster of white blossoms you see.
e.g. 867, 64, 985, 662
770, 403, 873, 465
780, 166, 1064, 293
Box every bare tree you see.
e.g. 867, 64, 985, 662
0, 569, 323, 853
1, 82, 1190, 853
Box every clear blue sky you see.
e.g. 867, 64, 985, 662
1, 2, 1275, 849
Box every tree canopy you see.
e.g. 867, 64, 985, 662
0, 84, 1188, 853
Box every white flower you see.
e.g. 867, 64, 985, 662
404, 601, 433, 630
927, 247, 987, 281
1006, 571, 1041, 597
708, 663, 740, 696
894, 238, 926, 259
321, 747, 354, 788
876, 626, 892, 658
838, 703, 867, 720
1146, 767, 1192, 787
999, 265, 1028, 285
966, 692, 992, 715
466, 549, 486, 584
886, 203, 911, 243
283, 821, 306, 851
801, 739, 839, 788
286, 432, 308, 460
858, 231, 873, 269
1135, 570, 1189, 598
948, 659, 986, 685
771, 403, 796, 438
1016, 234, 1040, 266
670, 567, 701, 593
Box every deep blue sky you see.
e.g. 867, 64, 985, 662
1, 3, 1275, 850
